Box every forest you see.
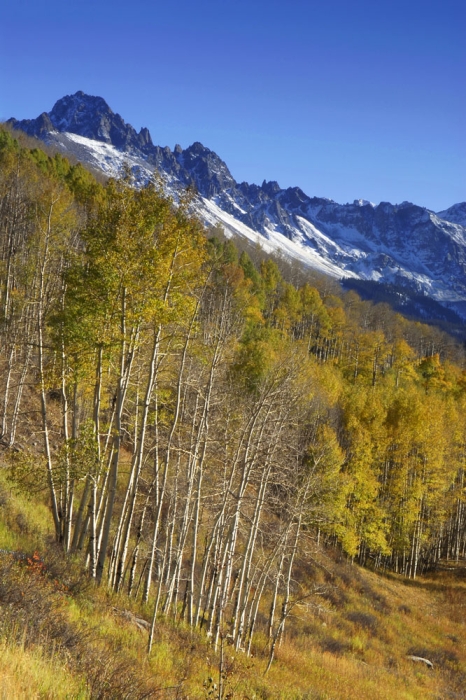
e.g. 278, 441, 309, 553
0, 124, 465, 674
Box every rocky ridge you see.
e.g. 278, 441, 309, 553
7, 91, 466, 320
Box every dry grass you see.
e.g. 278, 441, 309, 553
1, 469, 465, 699
0, 641, 87, 699
261, 556, 466, 700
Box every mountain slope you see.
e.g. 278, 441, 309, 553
8, 91, 466, 318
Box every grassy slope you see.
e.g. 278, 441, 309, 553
0, 470, 465, 700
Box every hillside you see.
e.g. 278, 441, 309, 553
1, 472, 466, 699
1, 126, 466, 698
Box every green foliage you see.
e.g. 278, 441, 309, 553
232, 323, 284, 391
0, 124, 103, 207
222, 238, 239, 265
0, 127, 20, 154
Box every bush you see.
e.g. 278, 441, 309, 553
345, 611, 378, 634
320, 637, 351, 655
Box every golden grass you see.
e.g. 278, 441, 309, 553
1, 467, 465, 699
0, 641, 87, 699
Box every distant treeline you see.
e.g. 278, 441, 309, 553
342, 277, 466, 332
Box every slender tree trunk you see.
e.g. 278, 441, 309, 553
96, 290, 137, 584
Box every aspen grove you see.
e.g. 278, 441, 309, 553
1, 127, 466, 665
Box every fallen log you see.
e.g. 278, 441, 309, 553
113, 607, 150, 632
406, 655, 434, 669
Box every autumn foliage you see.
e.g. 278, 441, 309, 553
1, 125, 465, 682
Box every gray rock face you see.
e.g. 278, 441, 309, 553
8, 92, 466, 319
174, 142, 236, 197
8, 91, 154, 154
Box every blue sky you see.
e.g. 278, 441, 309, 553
1, 0, 464, 210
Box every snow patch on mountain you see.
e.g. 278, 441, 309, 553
63, 132, 147, 177
199, 199, 357, 280
354, 199, 376, 207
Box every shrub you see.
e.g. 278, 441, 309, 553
320, 637, 351, 655
345, 611, 378, 634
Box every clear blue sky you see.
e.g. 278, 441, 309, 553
1, 0, 465, 211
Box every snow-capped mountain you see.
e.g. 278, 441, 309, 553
8, 92, 466, 320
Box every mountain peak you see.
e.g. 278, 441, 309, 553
8, 91, 154, 153
48, 91, 114, 138
176, 141, 236, 197
261, 180, 281, 196
185, 141, 208, 155
437, 202, 466, 227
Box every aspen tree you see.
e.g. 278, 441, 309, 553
34, 183, 77, 541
